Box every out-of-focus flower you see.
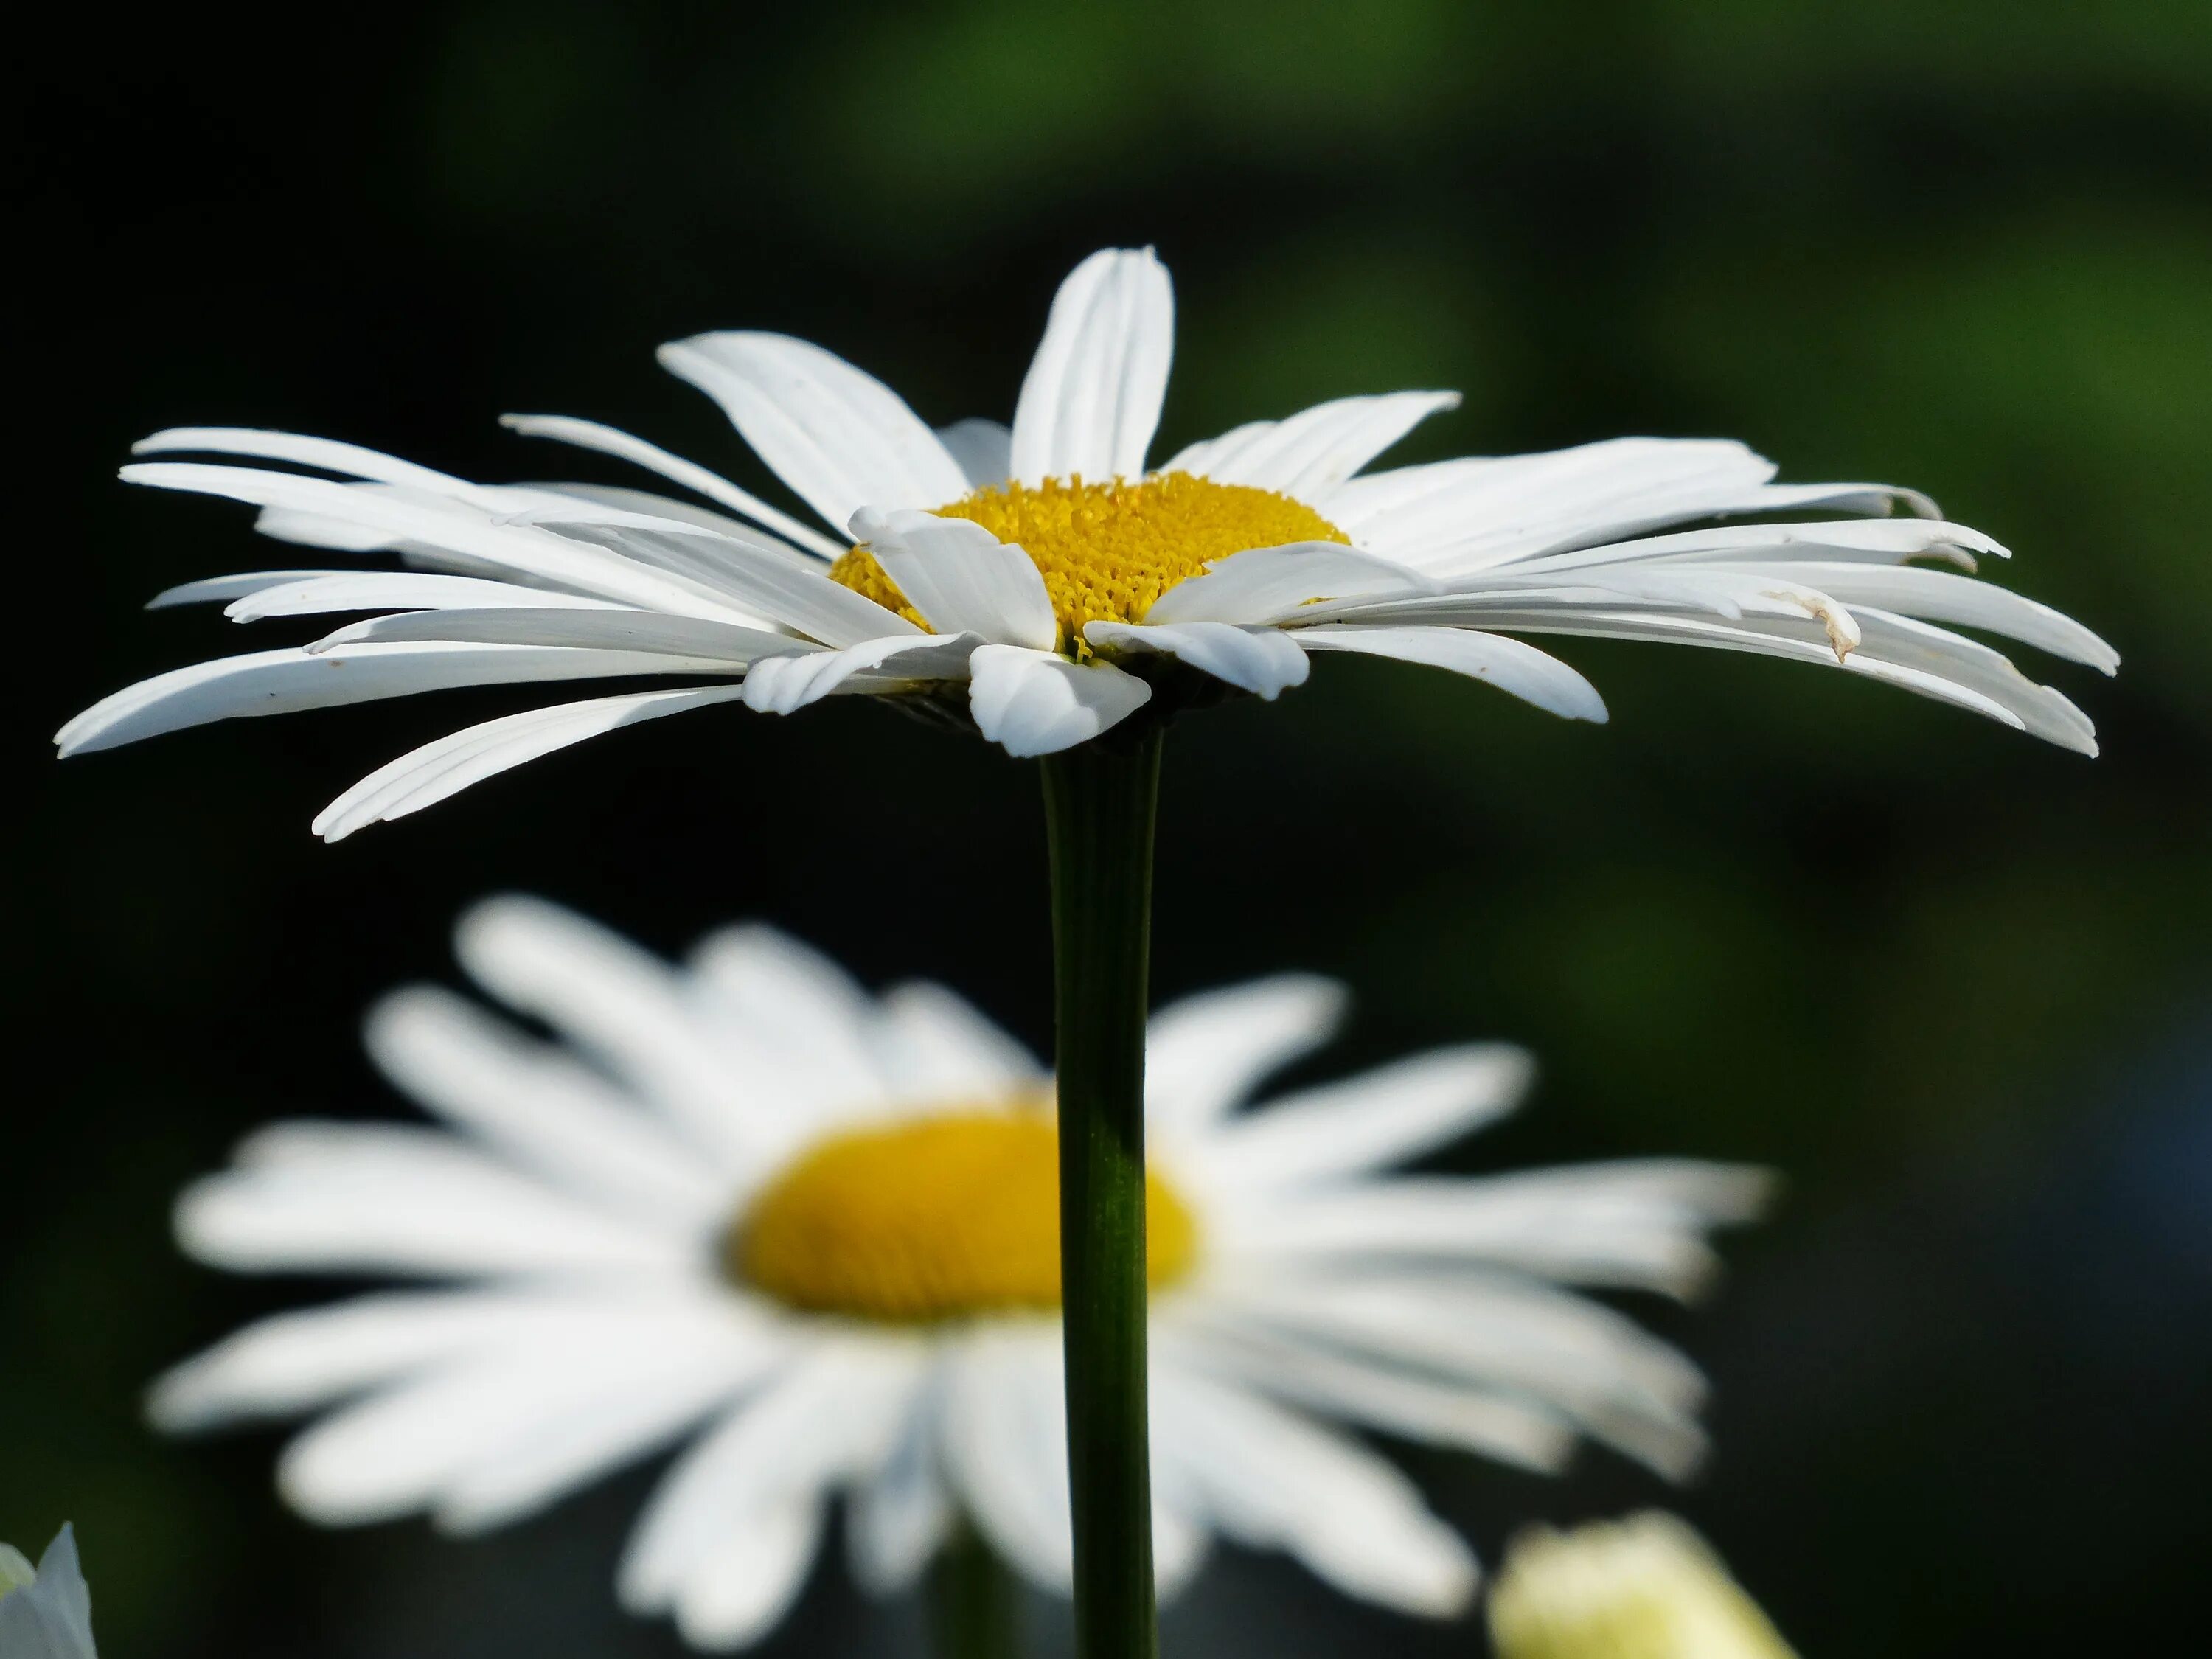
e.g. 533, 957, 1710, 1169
153, 897, 1768, 1649
1487, 1511, 1798, 1659
0, 1526, 100, 1659
61, 248, 2109, 835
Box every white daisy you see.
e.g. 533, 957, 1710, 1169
152, 897, 1769, 1650
60, 248, 2111, 838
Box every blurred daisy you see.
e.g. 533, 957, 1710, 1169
1487, 1512, 1798, 1659
61, 248, 2110, 836
153, 898, 1769, 1650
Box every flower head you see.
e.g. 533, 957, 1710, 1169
62, 250, 2110, 837
153, 898, 1770, 1649
1487, 1512, 1798, 1659
0, 1526, 100, 1659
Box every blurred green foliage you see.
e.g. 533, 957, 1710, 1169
13, 1, 2210, 1656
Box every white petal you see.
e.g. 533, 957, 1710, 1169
149, 570, 352, 609
621, 1343, 917, 1610
456, 896, 786, 1167
121, 462, 762, 622
276, 1360, 563, 1525
1194, 1273, 1709, 1479
1144, 975, 1346, 1134
1230, 1161, 1775, 1298
268, 1301, 780, 1532
1010, 248, 1174, 486
498, 414, 846, 558
175, 1121, 692, 1279
55, 643, 736, 759
1082, 621, 1310, 700
1318, 439, 1739, 563
656, 331, 969, 528
310, 685, 754, 843
1156, 1318, 1574, 1474
520, 512, 920, 647
966, 644, 1152, 758
1141, 543, 1433, 626
1293, 625, 1608, 722
1153, 1368, 1476, 1616
935, 418, 1013, 490
309, 607, 800, 663
490, 489, 821, 575
739, 631, 981, 715
363, 986, 726, 1222
1153, 1505, 1212, 1603
1702, 558, 2117, 672
871, 982, 1046, 1100
846, 1371, 954, 1595
132, 426, 478, 493
1514, 517, 2011, 574
253, 507, 414, 551
150, 1288, 606, 1428
672, 1500, 826, 1652
938, 1331, 1073, 1591
682, 922, 891, 1133
432, 1334, 777, 1535
528, 483, 810, 552
1366, 602, 2098, 754
1324, 438, 1938, 574
849, 507, 1057, 649
1192, 1044, 1533, 1191
1342, 563, 1872, 655
227, 573, 616, 623
1161, 392, 1460, 500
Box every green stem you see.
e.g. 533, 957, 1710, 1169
1041, 726, 1164, 1659
929, 1519, 1020, 1659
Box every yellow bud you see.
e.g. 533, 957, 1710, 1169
1487, 1512, 1798, 1659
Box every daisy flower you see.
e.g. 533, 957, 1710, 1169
152, 898, 1770, 1650
1486, 1512, 1799, 1659
59, 247, 2110, 838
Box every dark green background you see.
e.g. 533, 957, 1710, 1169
13, 3, 2211, 1654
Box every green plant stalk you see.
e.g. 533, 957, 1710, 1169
930, 1517, 1020, 1659
1041, 726, 1164, 1659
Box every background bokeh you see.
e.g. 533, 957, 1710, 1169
12, 3, 2211, 1654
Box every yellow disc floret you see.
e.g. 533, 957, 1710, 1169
731, 1108, 1200, 1323
827, 472, 1352, 654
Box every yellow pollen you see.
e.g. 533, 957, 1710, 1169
827, 472, 1351, 654
731, 1109, 1200, 1324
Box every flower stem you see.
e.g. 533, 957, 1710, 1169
1041, 726, 1164, 1659
929, 1517, 1020, 1659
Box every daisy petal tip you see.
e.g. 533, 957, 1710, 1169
1728, 1166, 1786, 1223
969, 646, 1152, 758
54, 704, 118, 757
142, 1365, 214, 1435
1652, 1433, 1711, 1487
1543, 675, 1610, 724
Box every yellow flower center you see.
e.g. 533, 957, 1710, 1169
827, 473, 1351, 653
730, 1108, 1200, 1323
